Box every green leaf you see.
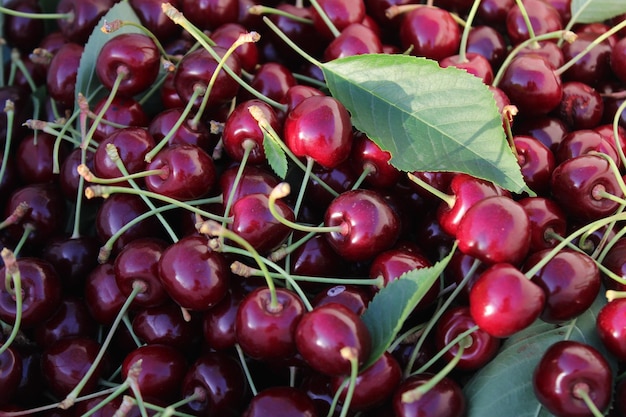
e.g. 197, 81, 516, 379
361, 249, 454, 367
570, 0, 626, 24
463, 291, 618, 417
321, 54, 530, 195
263, 133, 288, 179
74, 0, 144, 111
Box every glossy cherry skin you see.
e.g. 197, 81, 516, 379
466, 25, 507, 70
469, 263, 546, 338
92, 96, 149, 141
305, 161, 359, 210
550, 154, 622, 222
174, 46, 241, 108
323, 23, 383, 61
3, 0, 44, 53
129, 0, 181, 41
242, 62, 297, 104
393, 373, 466, 417
60, 145, 95, 200
295, 302, 371, 377
349, 133, 401, 189
15, 132, 69, 185
181, 0, 239, 31
181, 351, 246, 417
556, 82, 604, 130
523, 248, 600, 324
324, 189, 401, 262
310, 0, 366, 40
515, 41, 565, 71
148, 107, 213, 150
55, 0, 116, 44
0, 346, 22, 406
284, 95, 353, 169
219, 164, 280, 210
611, 37, 626, 84
202, 286, 244, 351
230, 193, 295, 254
518, 196, 567, 253
222, 99, 281, 165
561, 32, 613, 87
84, 263, 126, 325
514, 116, 568, 154
439, 52, 494, 84
121, 344, 188, 402
498, 54, 562, 116
399, 6, 461, 61
114, 238, 170, 309
0, 257, 62, 329
312, 285, 371, 316
33, 296, 98, 349
505, 0, 562, 45
145, 144, 216, 200
158, 235, 230, 311
235, 287, 305, 361
596, 298, 626, 361
533, 340, 612, 417
45, 41, 83, 107
132, 302, 200, 351
41, 235, 100, 292
457, 195, 531, 266
243, 386, 318, 417
41, 337, 106, 399
513, 135, 556, 196
555, 129, 619, 167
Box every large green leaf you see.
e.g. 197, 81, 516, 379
361, 249, 454, 368
322, 54, 530, 195
570, 0, 626, 24
464, 291, 617, 417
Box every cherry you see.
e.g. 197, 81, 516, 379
41, 336, 107, 399
514, 116, 568, 154
498, 54, 563, 116
324, 189, 401, 262
443, 251, 487, 301
55, 0, 117, 44
313, 285, 371, 316
561, 32, 613, 87
148, 107, 214, 150
611, 37, 626, 84
132, 302, 200, 351
533, 340, 612, 417
469, 263, 545, 338
556, 82, 604, 130
158, 234, 230, 311
310, 0, 366, 40
129, 0, 182, 42
212, 22, 259, 73
33, 296, 98, 349
555, 129, 619, 167
330, 351, 401, 412
121, 343, 188, 402
513, 135, 556, 196
219, 164, 280, 210
41, 235, 100, 292
596, 298, 626, 361
0, 346, 22, 407
202, 286, 244, 351
349, 133, 401, 189
323, 23, 383, 61
295, 302, 371, 377
114, 237, 170, 309
240, 387, 317, 417
244, 62, 297, 104
392, 373, 466, 417
505, 0, 562, 45
91, 96, 149, 142
174, 46, 242, 109
3, 0, 45, 53
550, 154, 622, 222
399, 6, 461, 62
518, 196, 567, 253
45, 42, 84, 108
230, 192, 295, 255
466, 25, 508, 70
181, 351, 246, 417
290, 234, 349, 287
84, 262, 126, 325
15, 132, 70, 185
305, 161, 359, 210
476, 0, 515, 31
439, 52, 494, 85
523, 248, 600, 324
181, 0, 239, 31
235, 287, 305, 361
515, 41, 564, 70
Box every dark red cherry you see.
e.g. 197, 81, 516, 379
33, 296, 98, 349
15, 132, 70, 185
498, 54, 562, 116
440, 52, 494, 85
550, 154, 622, 222
435, 306, 500, 370
181, 351, 246, 417
202, 286, 244, 351
55, 0, 117, 44
399, 6, 461, 61
556, 129, 619, 167
602, 238, 626, 291
181, 0, 239, 31
121, 344, 188, 402
235, 287, 305, 361
91, 96, 149, 142
393, 373, 466, 417
46, 42, 84, 107
505, 0, 562, 45
349, 133, 401, 189
477, 0, 515, 31
561, 32, 613, 87
514, 116, 568, 154
230, 193, 295, 255
310, 0, 366, 40
295, 302, 371, 377
466, 25, 508, 70
41, 235, 100, 292
533, 340, 612, 417
312, 285, 371, 316
515, 42, 565, 70
114, 237, 170, 309
556, 82, 604, 130
597, 298, 626, 361
129, 0, 182, 42
96, 33, 161, 97
243, 386, 317, 417
84, 263, 126, 325
443, 251, 487, 301
158, 235, 230, 311
3, 0, 45, 53
41, 337, 106, 399
611, 37, 626, 84
324, 189, 401, 262
305, 161, 359, 210
281, 85, 326, 115
148, 107, 213, 151
323, 23, 383, 61
469, 263, 545, 338
0, 346, 22, 407
518, 196, 567, 253
523, 248, 600, 323
132, 302, 199, 351
242, 62, 297, 104
513, 135, 556, 196
59, 147, 95, 202
212, 23, 259, 73
219, 164, 280, 210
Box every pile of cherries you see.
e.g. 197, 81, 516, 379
2, 0, 626, 416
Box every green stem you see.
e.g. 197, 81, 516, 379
338, 348, 359, 417
0, 6, 73, 19
513, 0, 538, 47
308, 0, 340, 37
247, 5, 314, 23
0, 249, 22, 357
458, 0, 482, 62
406, 172, 455, 207
0, 101, 14, 184
235, 343, 258, 396
261, 16, 323, 68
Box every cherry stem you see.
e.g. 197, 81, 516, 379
268, 182, 346, 234
235, 343, 258, 396
402, 336, 469, 403
10, 48, 37, 94
458, 0, 482, 63
573, 382, 605, 417
556, 19, 626, 76
0, 202, 28, 230
269, 230, 317, 262
161, 3, 288, 112
0, 248, 22, 357
196, 219, 281, 310
0, 6, 73, 20
338, 347, 359, 417
406, 172, 455, 207
492, 30, 575, 87
127, 359, 150, 417
385, 4, 466, 26
11, 223, 34, 259
414, 325, 478, 376
513, 0, 538, 48
0, 100, 14, 185
79, 378, 133, 417
307, 0, 340, 37
261, 16, 322, 68
60, 283, 146, 409
503, 105, 521, 161
247, 5, 313, 24
221, 140, 255, 223
78, 163, 166, 185
606, 290, 626, 301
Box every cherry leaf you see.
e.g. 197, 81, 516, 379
361, 248, 454, 368
263, 134, 288, 179
463, 290, 618, 417
570, 0, 626, 24
74, 0, 144, 111
321, 54, 531, 195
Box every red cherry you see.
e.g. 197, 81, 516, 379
399, 6, 461, 61
310, 0, 366, 40
242, 386, 318, 417
597, 298, 626, 361
393, 373, 466, 417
